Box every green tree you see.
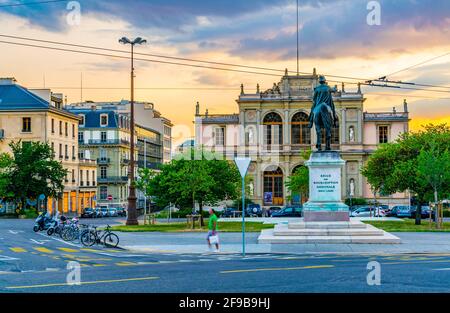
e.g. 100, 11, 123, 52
417, 143, 450, 223
285, 165, 309, 203
285, 149, 311, 204
0, 153, 14, 201
0, 141, 68, 212
362, 124, 450, 225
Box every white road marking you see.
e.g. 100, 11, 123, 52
0, 255, 19, 261
36, 232, 80, 247
432, 268, 450, 271
30, 239, 50, 245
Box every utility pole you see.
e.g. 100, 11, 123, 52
119, 37, 147, 226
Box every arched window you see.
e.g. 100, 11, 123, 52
321, 117, 340, 145
263, 112, 283, 147
263, 166, 284, 205
291, 112, 311, 145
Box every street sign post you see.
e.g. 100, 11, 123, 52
234, 157, 251, 257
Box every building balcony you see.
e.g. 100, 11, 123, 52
121, 158, 130, 165
79, 158, 97, 165
363, 112, 409, 122
137, 161, 162, 170
97, 158, 111, 165
97, 176, 129, 184
83, 139, 130, 146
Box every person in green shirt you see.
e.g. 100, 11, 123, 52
206, 208, 219, 252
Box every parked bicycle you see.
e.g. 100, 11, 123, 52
80, 224, 119, 248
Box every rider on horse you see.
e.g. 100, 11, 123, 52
308, 75, 338, 151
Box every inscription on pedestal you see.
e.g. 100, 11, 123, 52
310, 168, 341, 202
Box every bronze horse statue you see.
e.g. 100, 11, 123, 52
308, 76, 338, 151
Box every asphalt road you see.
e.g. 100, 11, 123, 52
1, 219, 450, 293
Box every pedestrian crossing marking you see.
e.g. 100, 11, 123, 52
10, 247, 26, 253
115, 261, 138, 266
58, 247, 79, 253
33, 247, 53, 254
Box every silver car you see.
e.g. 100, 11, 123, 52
351, 206, 385, 217
108, 208, 118, 217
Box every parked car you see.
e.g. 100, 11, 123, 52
246, 204, 262, 217
108, 208, 118, 217
100, 207, 109, 218
116, 207, 127, 217
80, 207, 95, 218
267, 206, 282, 217
385, 206, 399, 217
221, 207, 242, 218
93, 208, 102, 218
410, 205, 435, 219
396, 206, 414, 218
271, 205, 302, 217
350, 206, 385, 217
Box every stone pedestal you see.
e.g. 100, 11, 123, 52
302, 151, 349, 222
257, 219, 401, 244
256, 150, 401, 244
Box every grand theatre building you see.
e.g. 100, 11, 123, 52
194, 70, 410, 208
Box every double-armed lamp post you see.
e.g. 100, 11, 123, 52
119, 36, 147, 226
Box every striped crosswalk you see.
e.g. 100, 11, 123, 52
10, 247, 27, 253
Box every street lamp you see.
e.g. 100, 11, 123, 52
119, 36, 147, 226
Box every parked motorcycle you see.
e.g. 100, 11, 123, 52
47, 215, 67, 236
33, 212, 53, 232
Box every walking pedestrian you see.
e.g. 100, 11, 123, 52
206, 208, 219, 252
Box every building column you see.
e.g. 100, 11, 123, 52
256, 109, 262, 150
239, 110, 245, 155
342, 160, 347, 200
76, 189, 79, 214
341, 108, 346, 144
283, 109, 289, 150
357, 109, 362, 143
357, 160, 364, 198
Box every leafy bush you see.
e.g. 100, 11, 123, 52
24, 209, 38, 219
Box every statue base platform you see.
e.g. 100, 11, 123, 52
257, 219, 401, 244
302, 150, 350, 222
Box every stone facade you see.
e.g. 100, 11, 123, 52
195, 71, 410, 209
0, 78, 97, 214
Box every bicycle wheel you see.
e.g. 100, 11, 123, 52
63, 228, 76, 241
80, 230, 96, 247
103, 233, 119, 248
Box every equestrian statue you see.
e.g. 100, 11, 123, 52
308, 75, 338, 151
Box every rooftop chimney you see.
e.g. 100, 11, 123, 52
403, 99, 408, 113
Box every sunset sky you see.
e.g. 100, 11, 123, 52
1, 0, 449, 147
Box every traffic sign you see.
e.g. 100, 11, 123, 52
234, 157, 251, 178
234, 157, 251, 257
107, 195, 113, 201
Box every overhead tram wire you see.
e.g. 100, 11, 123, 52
0, 39, 283, 78
0, 34, 369, 82
30, 85, 450, 99
0, 0, 67, 8
385, 51, 450, 78
2, 38, 450, 95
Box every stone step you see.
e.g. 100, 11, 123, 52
288, 220, 367, 229
273, 226, 384, 237
258, 229, 401, 244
